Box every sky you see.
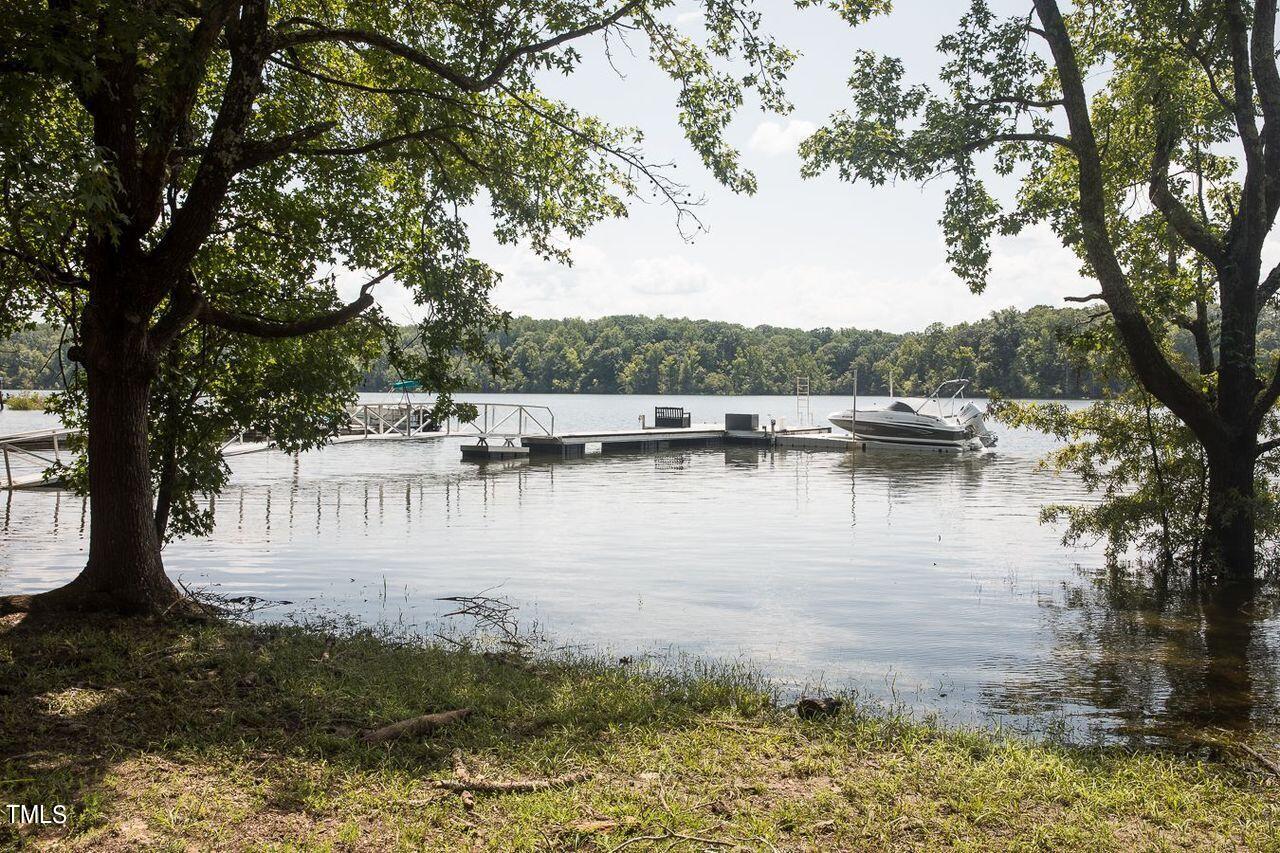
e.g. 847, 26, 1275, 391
342, 1, 1097, 334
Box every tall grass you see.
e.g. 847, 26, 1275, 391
2, 391, 50, 411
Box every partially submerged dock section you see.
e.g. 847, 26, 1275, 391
463, 420, 867, 461
0, 401, 545, 489
1, 427, 74, 490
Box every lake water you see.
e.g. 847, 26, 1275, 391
3, 392, 1278, 742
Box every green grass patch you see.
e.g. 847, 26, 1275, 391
1, 614, 1276, 850
2, 392, 50, 412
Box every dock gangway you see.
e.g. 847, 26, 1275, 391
1, 427, 76, 490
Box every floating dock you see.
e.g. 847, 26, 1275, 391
764, 431, 981, 455
460, 442, 530, 461
464, 413, 990, 462
459, 417, 900, 461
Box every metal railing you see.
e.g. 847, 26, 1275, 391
344, 402, 445, 437
451, 403, 555, 446
1, 427, 76, 490
343, 401, 555, 446
796, 376, 811, 425
1, 402, 557, 488
221, 431, 275, 456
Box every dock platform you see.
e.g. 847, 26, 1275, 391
521, 424, 728, 458
460, 443, 530, 461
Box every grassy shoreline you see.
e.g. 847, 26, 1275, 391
2, 391, 51, 412
1, 614, 1277, 851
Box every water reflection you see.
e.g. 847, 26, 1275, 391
987, 568, 1280, 741
1, 486, 87, 538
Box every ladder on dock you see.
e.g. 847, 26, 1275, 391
795, 376, 812, 426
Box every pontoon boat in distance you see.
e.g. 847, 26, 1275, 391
827, 379, 998, 452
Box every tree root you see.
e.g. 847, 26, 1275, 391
361, 708, 472, 744
0, 576, 195, 619
0, 589, 207, 622
0, 594, 34, 615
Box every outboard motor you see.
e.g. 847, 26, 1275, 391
958, 402, 998, 447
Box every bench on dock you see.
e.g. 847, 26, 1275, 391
653, 406, 691, 428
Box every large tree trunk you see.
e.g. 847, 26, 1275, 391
30, 318, 182, 615
1202, 441, 1257, 582
1202, 265, 1260, 582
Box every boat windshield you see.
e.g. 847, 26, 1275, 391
887, 401, 915, 413
914, 379, 970, 417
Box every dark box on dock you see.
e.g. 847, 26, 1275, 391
725, 413, 760, 431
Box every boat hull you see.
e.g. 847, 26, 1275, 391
828, 412, 979, 450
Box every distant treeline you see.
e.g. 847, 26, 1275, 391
368, 306, 1113, 398
0, 326, 66, 390
9, 306, 1274, 399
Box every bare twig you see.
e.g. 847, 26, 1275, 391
432, 771, 593, 793
607, 829, 735, 850
437, 749, 592, 794
437, 590, 521, 644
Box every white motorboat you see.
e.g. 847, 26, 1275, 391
828, 379, 998, 452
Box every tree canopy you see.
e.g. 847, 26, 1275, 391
802, 0, 1280, 581
0, 0, 796, 613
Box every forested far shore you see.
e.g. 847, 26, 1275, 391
7, 305, 1278, 399
372, 305, 1279, 398
442, 307, 1105, 397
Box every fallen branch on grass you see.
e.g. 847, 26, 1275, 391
433, 770, 593, 793
437, 748, 592, 796
360, 708, 472, 744
1240, 743, 1280, 779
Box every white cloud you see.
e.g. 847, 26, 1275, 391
342, 220, 1094, 336
628, 256, 713, 295
675, 9, 704, 24
481, 224, 1094, 333
748, 119, 817, 157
